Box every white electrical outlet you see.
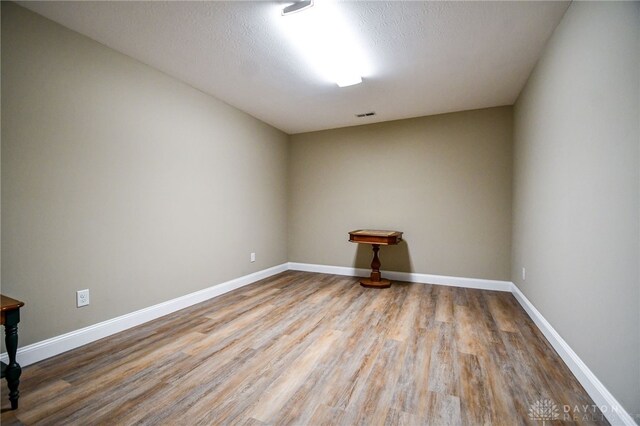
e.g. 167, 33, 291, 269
77, 289, 90, 307
522, 267, 526, 281
250, 252, 256, 263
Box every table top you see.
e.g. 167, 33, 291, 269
0, 295, 24, 312
349, 229, 403, 245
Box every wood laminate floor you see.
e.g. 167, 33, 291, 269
1, 271, 606, 425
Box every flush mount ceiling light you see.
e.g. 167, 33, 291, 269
279, 0, 369, 87
281, 0, 313, 16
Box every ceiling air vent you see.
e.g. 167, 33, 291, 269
356, 112, 376, 118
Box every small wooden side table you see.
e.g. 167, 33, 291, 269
349, 230, 403, 288
1, 294, 24, 410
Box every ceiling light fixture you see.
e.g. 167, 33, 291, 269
279, 0, 368, 88
282, 0, 314, 16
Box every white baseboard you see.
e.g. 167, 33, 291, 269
287, 262, 512, 292
511, 284, 636, 426
0, 263, 288, 367
2, 262, 634, 425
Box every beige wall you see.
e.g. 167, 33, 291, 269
512, 1, 640, 416
1, 3, 288, 347
289, 107, 513, 281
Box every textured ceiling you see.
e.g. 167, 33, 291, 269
19, 1, 569, 134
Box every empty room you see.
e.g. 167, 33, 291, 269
1, 1, 639, 425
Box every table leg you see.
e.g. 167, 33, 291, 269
360, 244, 391, 288
5, 313, 21, 410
